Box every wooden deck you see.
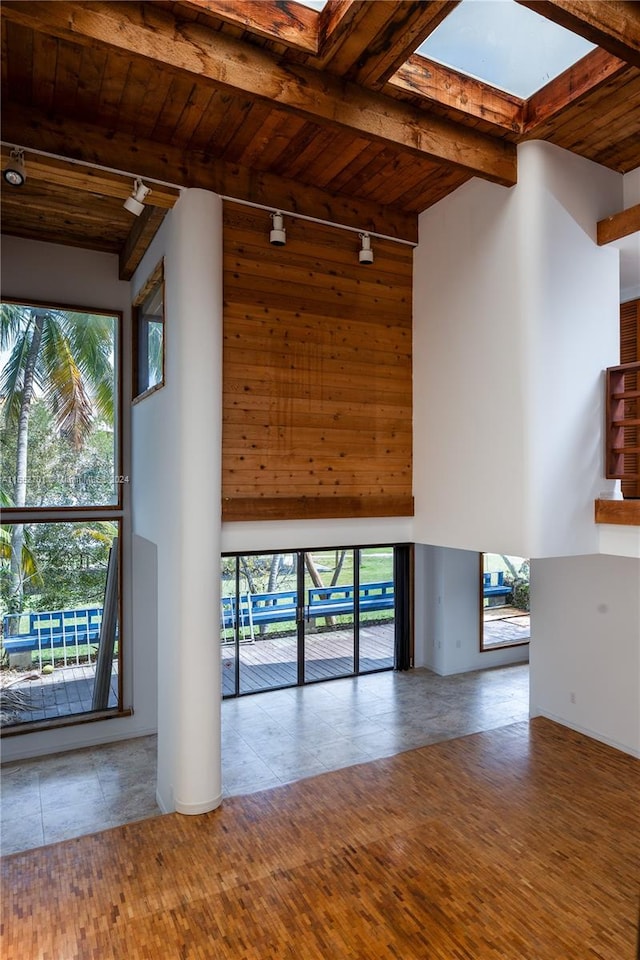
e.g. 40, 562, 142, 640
2, 718, 638, 960
221, 621, 394, 695
0, 622, 394, 724
483, 606, 530, 649
0, 663, 119, 726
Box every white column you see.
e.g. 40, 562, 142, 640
168, 189, 223, 813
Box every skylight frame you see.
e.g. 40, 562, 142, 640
414, 0, 596, 100
294, 0, 328, 11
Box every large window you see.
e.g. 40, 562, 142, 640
0, 300, 123, 731
221, 545, 408, 697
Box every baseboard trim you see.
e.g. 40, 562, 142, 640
534, 709, 640, 759
174, 793, 223, 815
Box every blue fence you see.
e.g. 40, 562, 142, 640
221, 580, 395, 641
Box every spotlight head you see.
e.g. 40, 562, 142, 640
270, 211, 286, 246
359, 233, 374, 265
124, 177, 151, 216
3, 148, 26, 187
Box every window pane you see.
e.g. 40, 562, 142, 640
415, 0, 595, 98
358, 547, 394, 672
147, 321, 164, 390
135, 274, 164, 398
0, 303, 118, 507
238, 552, 298, 694
1, 521, 120, 727
481, 552, 530, 651
304, 548, 354, 681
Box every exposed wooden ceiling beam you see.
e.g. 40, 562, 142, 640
1, 1, 517, 186
174, 0, 319, 55
119, 204, 168, 280
318, 1, 459, 89
597, 203, 640, 245
0, 147, 181, 208
517, 1, 640, 69
389, 56, 523, 133
3, 103, 419, 243
319, 0, 365, 63
524, 47, 629, 133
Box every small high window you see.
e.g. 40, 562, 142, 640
133, 261, 164, 400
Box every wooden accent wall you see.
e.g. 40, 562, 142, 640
620, 298, 640, 498
222, 202, 413, 521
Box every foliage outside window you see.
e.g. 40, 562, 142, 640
0, 300, 122, 731
133, 261, 164, 400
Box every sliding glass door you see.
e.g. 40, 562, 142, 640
221, 552, 300, 696
358, 547, 395, 672
221, 544, 401, 698
304, 549, 355, 682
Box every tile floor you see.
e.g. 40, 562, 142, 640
0, 663, 529, 856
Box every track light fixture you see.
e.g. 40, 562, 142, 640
124, 177, 151, 216
359, 233, 374, 265
3, 148, 26, 187
270, 211, 286, 246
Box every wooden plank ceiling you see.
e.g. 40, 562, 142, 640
1, 0, 639, 277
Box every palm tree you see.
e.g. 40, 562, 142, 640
0, 303, 114, 612
0, 495, 42, 597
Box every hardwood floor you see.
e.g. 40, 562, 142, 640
2, 718, 638, 959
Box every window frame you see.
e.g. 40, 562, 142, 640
0, 296, 127, 734
132, 260, 165, 402
479, 552, 530, 653
221, 541, 412, 698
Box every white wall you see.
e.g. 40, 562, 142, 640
530, 554, 640, 756
622, 166, 640, 207
413, 141, 622, 559
620, 166, 640, 303
131, 189, 223, 814
222, 517, 413, 554
413, 177, 529, 556
414, 544, 528, 675
0, 236, 158, 761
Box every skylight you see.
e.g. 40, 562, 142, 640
415, 0, 596, 99
295, 0, 327, 10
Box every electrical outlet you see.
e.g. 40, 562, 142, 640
570, 692, 576, 704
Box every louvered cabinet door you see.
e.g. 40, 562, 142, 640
620, 299, 640, 498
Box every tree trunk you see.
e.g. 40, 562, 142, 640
260, 554, 282, 637
267, 554, 281, 592
330, 550, 346, 587
305, 552, 335, 627
9, 310, 45, 614
500, 555, 519, 580
239, 556, 257, 594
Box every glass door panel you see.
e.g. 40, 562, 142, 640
358, 547, 395, 672
220, 557, 238, 697
238, 553, 299, 695
303, 549, 354, 682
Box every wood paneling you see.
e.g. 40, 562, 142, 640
620, 299, 640, 499
222, 202, 413, 521
2, 2, 639, 260
595, 498, 640, 524
2, 719, 639, 959
1, 1, 517, 186
597, 203, 640, 245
